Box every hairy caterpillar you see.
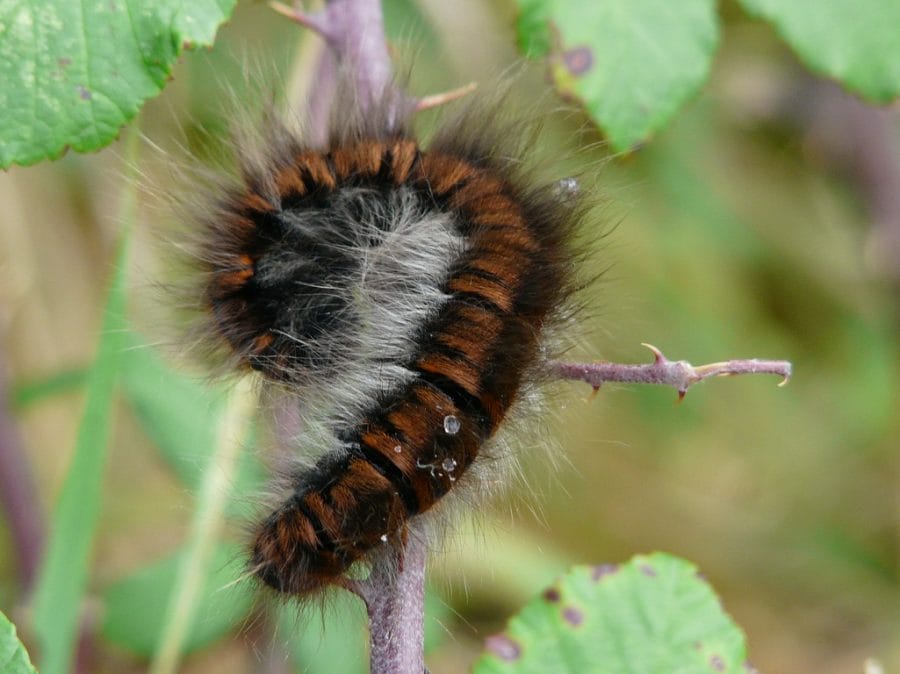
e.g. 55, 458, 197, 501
189, 85, 585, 596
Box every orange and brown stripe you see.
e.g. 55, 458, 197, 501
295, 152, 336, 190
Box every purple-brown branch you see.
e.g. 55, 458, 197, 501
272, 0, 476, 131
550, 344, 792, 400
270, 0, 392, 110
348, 535, 427, 674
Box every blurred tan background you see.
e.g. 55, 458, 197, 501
1, 1, 898, 672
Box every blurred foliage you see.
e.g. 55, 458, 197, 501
29, 212, 130, 674
101, 543, 253, 658
736, 0, 900, 102
119, 333, 266, 513
516, 0, 900, 150
0, 0, 898, 673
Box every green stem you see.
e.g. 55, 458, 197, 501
149, 378, 256, 674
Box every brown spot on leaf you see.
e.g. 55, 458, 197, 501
592, 563, 618, 581
639, 564, 657, 577
562, 606, 584, 626
710, 655, 725, 672
563, 46, 594, 76
77, 85, 91, 100
543, 587, 561, 603
486, 634, 521, 662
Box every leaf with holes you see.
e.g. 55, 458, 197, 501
515, 0, 719, 152
737, 0, 900, 102
0, 0, 237, 168
474, 553, 748, 674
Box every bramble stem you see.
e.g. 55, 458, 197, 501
271, 0, 392, 110
549, 344, 792, 400
350, 535, 428, 674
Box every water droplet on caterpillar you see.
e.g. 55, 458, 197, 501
380, 534, 388, 543
554, 177, 579, 199
441, 457, 457, 473
443, 414, 460, 435
393, 444, 402, 453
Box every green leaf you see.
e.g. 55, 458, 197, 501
424, 585, 450, 653
101, 543, 253, 657
0, 0, 237, 168
514, 0, 719, 151
11, 367, 88, 409
474, 553, 748, 674
30, 169, 133, 674
119, 335, 265, 506
737, 0, 900, 102
0, 611, 38, 674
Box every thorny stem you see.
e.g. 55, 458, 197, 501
306, 45, 337, 145
273, 0, 477, 138
271, 0, 392, 111
349, 535, 428, 674
550, 344, 792, 401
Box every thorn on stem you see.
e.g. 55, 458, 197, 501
778, 363, 793, 386
269, 1, 332, 40
415, 82, 478, 111
641, 342, 666, 364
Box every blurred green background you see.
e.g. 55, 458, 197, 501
1, 0, 897, 672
